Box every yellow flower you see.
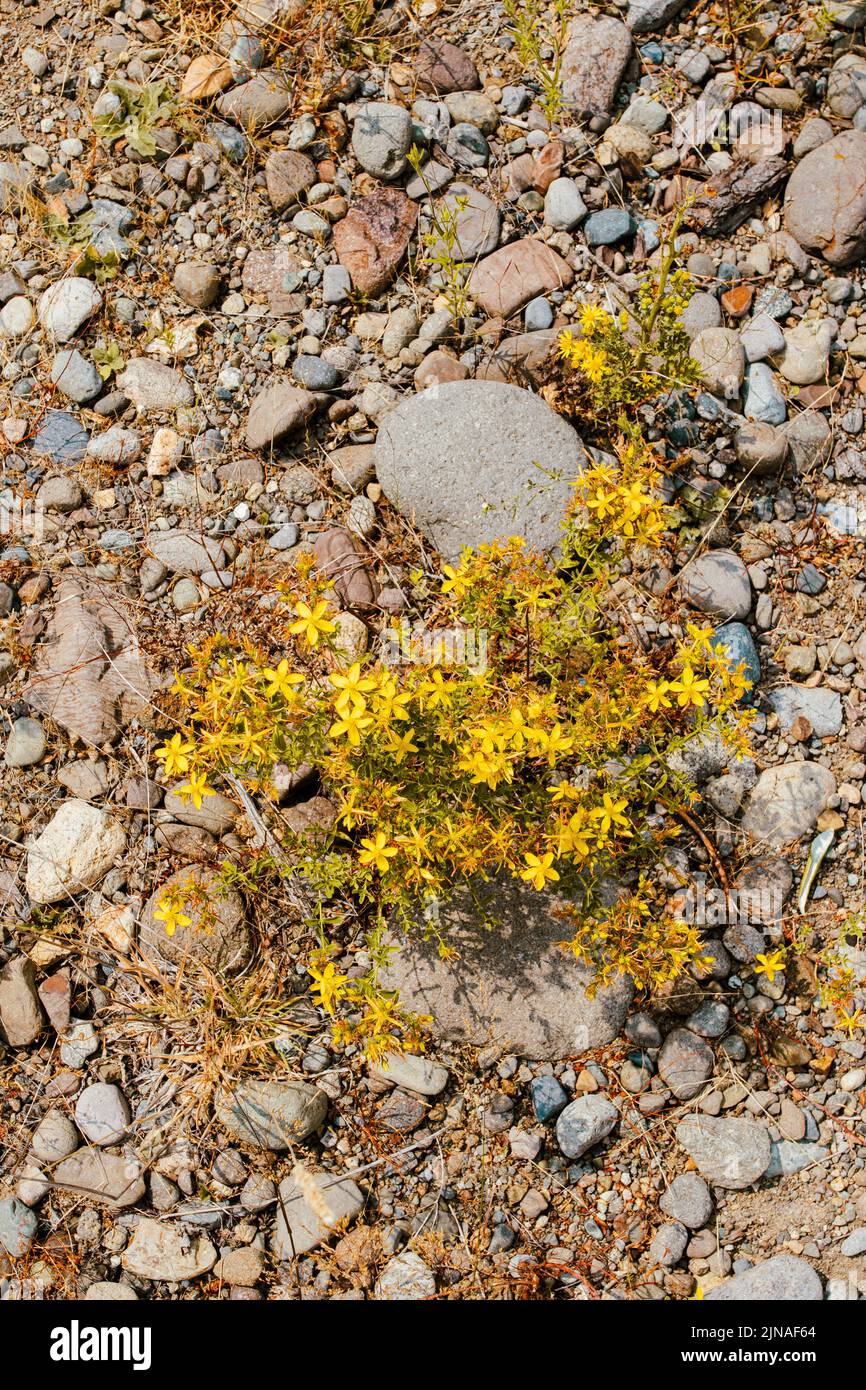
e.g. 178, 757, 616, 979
387, 727, 419, 763
754, 949, 786, 984
578, 303, 611, 335
643, 679, 672, 712
417, 669, 454, 709
559, 808, 593, 860
458, 744, 512, 789
617, 482, 654, 535
838, 1008, 863, 1038
289, 598, 336, 647
237, 720, 270, 763
585, 487, 618, 520
670, 664, 711, 709
262, 659, 305, 700
309, 960, 350, 1016
503, 707, 532, 750
536, 722, 574, 765
358, 831, 399, 873
153, 893, 191, 939
579, 344, 608, 384
592, 793, 630, 836
329, 708, 373, 747
400, 823, 432, 860
557, 328, 579, 361
176, 771, 215, 810
156, 732, 195, 778
371, 674, 412, 725
686, 622, 715, 654
520, 852, 560, 890
441, 563, 469, 598
549, 780, 579, 803
330, 661, 377, 713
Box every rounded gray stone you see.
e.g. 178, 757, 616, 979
351, 102, 413, 180
659, 1172, 714, 1229
740, 761, 837, 850
543, 177, 587, 231
375, 1250, 437, 1300
657, 1027, 714, 1100
173, 261, 221, 308
5, 716, 46, 768
273, 1170, 364, 1256
75, 1083, 131, 1146
556, 1094, 619, 1159
680, 292, 721, 339
374, 380, 589, 561
678, 549, 751, 621
650, 1221, 689, 1266
784, 130, 866, 266
215, 1078, 328, 1150
31, 1108, 79, 1163
675, 1114, 772, 1189
37, 277, 102, 342
0, 1196, 37, 1256
140, 865, 251, 976
50, 348, 102, 403
690, 327, 745, 400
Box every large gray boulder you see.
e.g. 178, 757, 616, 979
706, 1255, 822, 1301
374, 380, 588, 561
784, 130, 866, 267
381, 876, 632, 1060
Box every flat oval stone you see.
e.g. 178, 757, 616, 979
374, 379, 589, 561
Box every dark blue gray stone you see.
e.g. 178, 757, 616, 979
713, 621, 761, 702
32, 410, 89, 464
530, 1074, 568, 1122
205, 121, 248, 162
584, 208, 636, 246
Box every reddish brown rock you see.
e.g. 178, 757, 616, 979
0, 956, 44, 1046
241, 246, 306, 316
467, 238, 573, 319
314, 528, 378, 609
502, 142, 563, 197
796, 382, 845, 410
333, 189, 418, 295
38, 970, 71, 1033
245, 382, 318, 451
502, 153, 538, 196
535, 141, 564, 191
561, 15, 633, 115
414, 351, 470, 390
721, 284, 753, 318
416, 38, 480, 94
375, 1088, 425, 1133
265, 149, 317, 210
474, 328, 562, 385
283, 796, 338, 842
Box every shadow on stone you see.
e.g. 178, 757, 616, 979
382, 877, 632, 1061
